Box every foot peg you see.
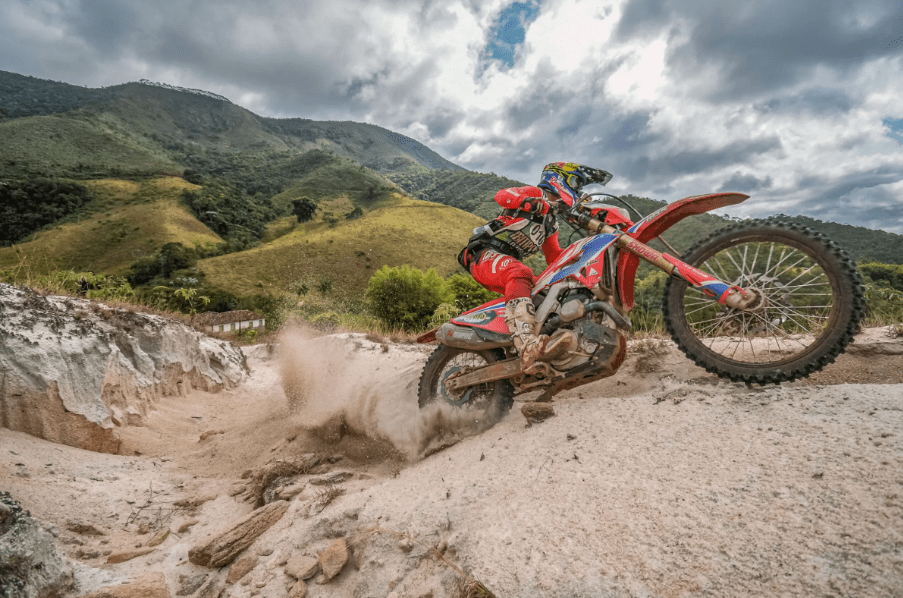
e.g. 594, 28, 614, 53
537, 330, 578, 362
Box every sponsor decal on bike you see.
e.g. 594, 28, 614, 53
457, 311, 493, 324
630, 205, 669, 232
535, 233, 618, 290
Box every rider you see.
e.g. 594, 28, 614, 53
457, 162, 608, 373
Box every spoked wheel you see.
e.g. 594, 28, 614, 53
663, 218, 864, 384
418, 345, 514, 428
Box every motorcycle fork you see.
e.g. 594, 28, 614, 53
574, 213, 758, 310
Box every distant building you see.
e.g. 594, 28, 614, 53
194, 310, 265, 334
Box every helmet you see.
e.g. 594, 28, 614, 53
538, 162, 614, 206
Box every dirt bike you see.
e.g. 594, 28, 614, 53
416, 180, 865, 425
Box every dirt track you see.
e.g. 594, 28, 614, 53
3, 327, 902, 597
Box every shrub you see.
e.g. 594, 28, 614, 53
428, 302, 461, 329
445, 273, 500, 311
859, 261, 903, 292
291, 197, 317, 223
366, 265, 453, 331
630, 270, 667, 333
863, 283, 903, 325
309, 310, 343, 331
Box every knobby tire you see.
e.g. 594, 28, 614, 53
418, 345, 514, 427
663, 218, 864, 385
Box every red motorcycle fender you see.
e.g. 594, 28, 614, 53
616, 192, 749, 310
417, 298, 508, 344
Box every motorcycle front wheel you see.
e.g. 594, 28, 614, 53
663, 218, 864, 384
418, 345, 514, 428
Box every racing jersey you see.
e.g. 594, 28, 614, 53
472, 186, 563, 263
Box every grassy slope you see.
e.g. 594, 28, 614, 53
0, 177, 222, 275
0, 112, 178, 176
198, 193, 482, 298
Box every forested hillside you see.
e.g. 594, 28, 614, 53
774, 215, 903, 264
1, 69, 899, 330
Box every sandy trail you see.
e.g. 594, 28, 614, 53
2, 327, 902, 597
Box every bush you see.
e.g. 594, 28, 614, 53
366, 265, 453, 331
859, 261, 903, 292
630, 270, 667, 333
863, 283, 903, 325
428, 302, 461, 329
309, 310, 343, 331
445, 273, 500, 311
21, 270, 135, 301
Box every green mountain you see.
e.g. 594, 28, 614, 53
0, 69, 899, 323
0, 70, 463, 177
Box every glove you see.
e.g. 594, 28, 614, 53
521, 199, 550, 215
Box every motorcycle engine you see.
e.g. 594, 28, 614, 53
548, 301, 621, 371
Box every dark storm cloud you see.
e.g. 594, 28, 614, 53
68, 0, 140, 54
600, 112, 656, 153
718, 172, 773, 193
1, 0, 900, 232
617, 0, 903, 98
0, 0, 433, 119
786, 167, 903, 232
422, 108, 467, 139
617, 136, 783, 182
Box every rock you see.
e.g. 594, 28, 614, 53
188, 577, 222, 598
277, 482, 305, 500
309, 472, 354, 486
177, 519, 199, 533
249, 456, 321, 507
226, 555, 259, 584
846, 341, 903, 355
284, 555, 319, 580
397, 538, 414, 553
176, 573, 208, 596
66, 521, 105, 536
146, 527, 170, 547
174, 494, 217, 508
199, 429, 225, 441
0, 492, 74, 597
188, 500, 289, 568
0, 284, 248, 453
521, 403, 556, 426
107, 547, 155, 563
317, 538, 349, 583
80, 573, 171, 598
289, 580, 308, 598
0, 502, 12, 524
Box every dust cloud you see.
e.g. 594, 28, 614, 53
278, 326, 484, 461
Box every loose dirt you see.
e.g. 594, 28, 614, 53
3, 326, 902, 597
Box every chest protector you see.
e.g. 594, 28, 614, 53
485, 211, 558, 258
458, 210, 559, 271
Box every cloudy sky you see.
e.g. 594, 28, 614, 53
2, 0, 902, 232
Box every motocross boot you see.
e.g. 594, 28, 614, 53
505, 298, 571, 374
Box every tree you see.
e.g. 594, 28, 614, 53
291, 198, 317, 223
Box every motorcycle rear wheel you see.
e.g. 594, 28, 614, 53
418, 345, 514, 428
663, 218, 864, 384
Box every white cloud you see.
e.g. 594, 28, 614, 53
1, 0, 901, 232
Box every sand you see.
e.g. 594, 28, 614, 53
2, 325, 902, 597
